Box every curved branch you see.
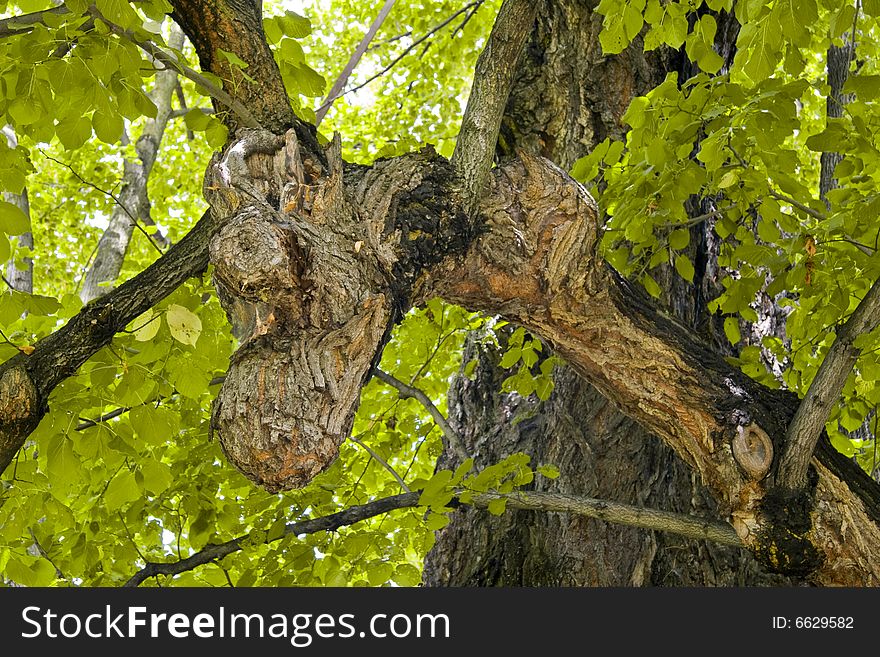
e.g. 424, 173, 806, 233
124, 489, 740, 586
371, 367, 468, 461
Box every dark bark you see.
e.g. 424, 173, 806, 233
424, 0, 792, 587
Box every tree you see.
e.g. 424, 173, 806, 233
1, 0, 879, 587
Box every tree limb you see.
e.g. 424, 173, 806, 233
124, 491, 422, 586
467, 491, 742, 547
0, 5, 70, 39
778, 276, 880, 489
450, 0, 536, 213
0, 206, 216, 475
2, 127, 33, 294
371, 367, 468, 461
124, 489, 740, 586
80, 23, 184, 303
315, 0, 397, 127
87, 7, 260, 129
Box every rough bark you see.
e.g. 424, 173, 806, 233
423, 0, 781, 587
424, 343, 788, 585
79, 26, 183, 303
203, 130, 471, 491
2, 0, 880, 585
169, 0, 296, 135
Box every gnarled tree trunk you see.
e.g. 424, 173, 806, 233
423, 0, 793, 586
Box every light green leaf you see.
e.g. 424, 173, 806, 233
166, 304, 202, 346
675, 254, 695, 282
487, 498, 507, 516
104, 471, 140, 510
0, 201, 30, 235
724, 316, 741, 345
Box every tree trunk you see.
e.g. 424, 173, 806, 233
2, 126, 32, 294
423, 1, 794, 586
79, 26, 183, 303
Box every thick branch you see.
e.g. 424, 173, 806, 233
778, 277, 880, 489
450, 0, 536, 212
0, 207, 216, 475
168, 0, 296, 135
124, 489, 739, 586
429, 153, 880, 584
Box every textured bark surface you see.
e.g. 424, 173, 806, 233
204, 130, 470, 491
424, 343, 790, 585
423, 0, 782, 587
3, 0, 880, 585
426, 153, 880, 585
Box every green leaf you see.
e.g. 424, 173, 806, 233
642, 274, 662, 298
47, 434, 82, 488
724, 316, 741, 345
56, 115, 93, 150
424, 511, 449, 531
537, 464, 560, 479
0, 201, 30, 235
669, 228, 690, 250
130, 405, 173, 446
92, 109, 123, 144
104, 471, 140, 510
131, 309, 161, 342
717, 171, 738, 189
141, 460, 173, 494
675, 254, 695, 282
499, 347, 521, 369
166, 304, 202, 346
487, 497, 507, 515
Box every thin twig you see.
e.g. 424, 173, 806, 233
39, 149, 164, 255
316, 0, 398, 126
28, 528, 65, 580
371, 367, 468, 461
87, 7, 260, 129
349, 434, 412, 492
76, 375, 226, 430
316, 1, 485, 116
769, 190, 826, 222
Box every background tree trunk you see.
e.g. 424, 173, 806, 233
423, 0, 795, 586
